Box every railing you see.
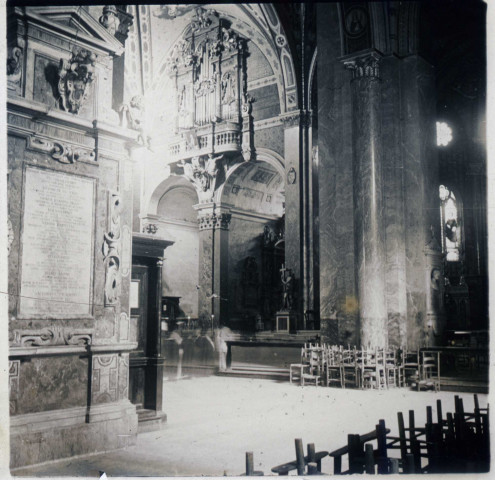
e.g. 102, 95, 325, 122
168, 122, 241, 160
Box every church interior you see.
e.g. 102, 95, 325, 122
4, 1, 489, 476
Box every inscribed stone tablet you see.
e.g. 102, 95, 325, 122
20, 167, 95, 316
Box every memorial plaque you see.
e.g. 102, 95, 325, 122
20, 167, 95, 316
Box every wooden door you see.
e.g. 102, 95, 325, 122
129, 265, 149, 408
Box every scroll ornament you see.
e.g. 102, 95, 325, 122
9, 327, 93, 347
58, 49, 97, 114
103, 193, 122, 306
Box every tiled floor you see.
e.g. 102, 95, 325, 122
12, 376, 487, 478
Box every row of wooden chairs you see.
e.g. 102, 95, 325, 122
290, 344, 441, 390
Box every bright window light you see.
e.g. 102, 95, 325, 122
436, 121, 453, 147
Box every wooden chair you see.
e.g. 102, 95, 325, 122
271, 439, 328, 475
420, 351, 441, 391
325, 346, 343, 388
329, 425, 391, 474
402, 348, 420, 389
341, 347, 360, 388
290, 347, 310, 384
359, 348, 386, 389
384, 348, 401, 387
301, 348, 323, 386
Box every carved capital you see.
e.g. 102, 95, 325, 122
343, 52, 381, 81
198, 212, 231, 231
279, 111, 302, 129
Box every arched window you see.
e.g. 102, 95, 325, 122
439, 185, 460, 261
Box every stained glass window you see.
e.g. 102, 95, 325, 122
439, 185, 460, 261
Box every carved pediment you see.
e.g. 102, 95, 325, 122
26, 6, 124, 56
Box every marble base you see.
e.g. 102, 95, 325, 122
275, 311, 297, 333
136, 408, 167, 433
10, 400, 138, 469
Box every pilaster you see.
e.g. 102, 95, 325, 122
195, 204, 231, 327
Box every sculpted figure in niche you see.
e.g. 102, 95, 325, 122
99, 5, 120, 36
430, 268, 443, 313
120, 95, 151, 148
280, 265, 294, 310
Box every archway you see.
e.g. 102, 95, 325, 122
148, 176, 200, 321
220, 159, 285, 331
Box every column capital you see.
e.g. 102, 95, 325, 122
195, 203, 232, 231
341, 50, 382, 81
278, 110, 313, 129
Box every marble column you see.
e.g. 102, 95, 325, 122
343, 51, 388, 348
464, 162, 488, 328
195, 203, 231, 328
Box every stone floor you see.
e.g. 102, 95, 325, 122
12, 376, 487, 478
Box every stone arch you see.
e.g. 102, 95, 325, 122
146, 175, 198, 218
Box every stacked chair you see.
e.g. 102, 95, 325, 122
328, 394, 489, 474
243, 394, 488, 475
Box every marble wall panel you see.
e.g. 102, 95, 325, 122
228, 217, 265, 324
250, 84, 281, 121
198, 229, 214, 321
16, 356, 88, 415
254, 125, 284, 157
162, 224, 199, 317
246, 41, 274, 82
317, 3, 357, 345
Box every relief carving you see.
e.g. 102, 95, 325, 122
58, 49, 97, 114
27, 136, 96, 164
9, 327, 93, 347
7, 46, 23, 89
7, 216, 14, 255
103, 193, 122, 306
52, 141, 96, 164
92, 354, 119, 403
9, 360, 20, 414
177, 154, 224, 203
